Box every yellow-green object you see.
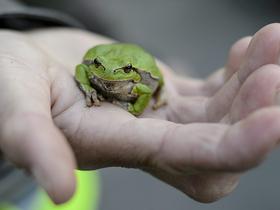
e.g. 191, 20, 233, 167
32, 170, 100, 210
0, 203, 20, 210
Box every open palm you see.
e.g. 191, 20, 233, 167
1, 24, 280, 204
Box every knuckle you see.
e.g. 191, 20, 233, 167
228, 36, 251, 61
258, 23, 280, 36
254, 23, 280, 44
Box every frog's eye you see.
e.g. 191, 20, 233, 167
124, 63, 133, 73
93, 58, 102, 67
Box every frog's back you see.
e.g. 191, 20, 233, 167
84, 43, 163, 85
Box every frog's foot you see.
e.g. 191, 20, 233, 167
97, 93, 105, 101
75, 63, 101, 107
85, 89, 100, 107
77, 83, 100, 107
153, 86, 167, 110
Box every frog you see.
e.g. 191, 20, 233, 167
75, 43, 166, 116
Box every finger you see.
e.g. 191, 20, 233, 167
200, 37, 251, 96
238, 23, 280, 83
169, 37, 251, 97
202, 68, 225, 96
207, 24, 280, 121
224, 36, 252, 80
229, 64, 280, 123
150, 108, 280, 173
218, 107, 280, 171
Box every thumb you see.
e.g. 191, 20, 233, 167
0, 113, 77, 204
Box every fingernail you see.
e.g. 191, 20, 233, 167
275, 90, 280, 105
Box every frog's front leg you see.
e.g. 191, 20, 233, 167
75, 64, 100, 106
128, 83, 152, 116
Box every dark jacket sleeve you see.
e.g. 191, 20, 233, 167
0, 0, 84, 30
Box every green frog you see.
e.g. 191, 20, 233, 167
75, 43, 166, 116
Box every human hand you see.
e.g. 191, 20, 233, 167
1, 23, 280, 204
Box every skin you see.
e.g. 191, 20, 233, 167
0, 24, 280, 205
75, 43, 164, 115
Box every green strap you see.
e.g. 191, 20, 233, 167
31, 170, 100, 210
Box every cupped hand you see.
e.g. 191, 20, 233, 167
1, 23, 280, 204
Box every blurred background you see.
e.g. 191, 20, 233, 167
22, 0, 280, 209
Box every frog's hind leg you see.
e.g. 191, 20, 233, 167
128, 83, 152, 116
153, 86, 167, 110
75, 64, 100, 106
